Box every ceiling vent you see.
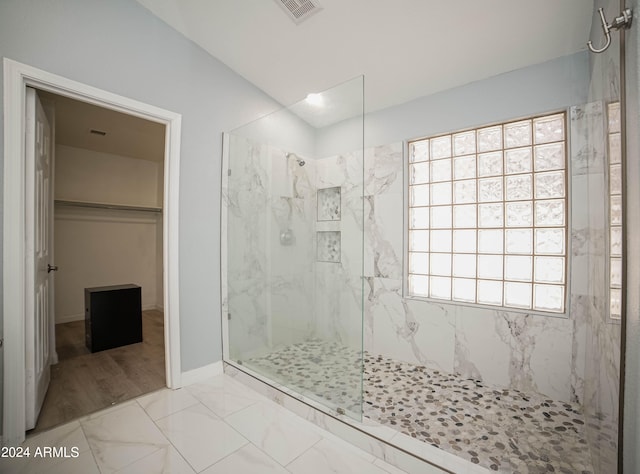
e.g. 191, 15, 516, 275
274, 0, 323, 24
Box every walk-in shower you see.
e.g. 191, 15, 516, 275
222, 75, 366, 419
222, 2, 627, 471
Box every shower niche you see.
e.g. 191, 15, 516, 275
222, 76, 365, 420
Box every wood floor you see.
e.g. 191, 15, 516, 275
30, 310, 166, 434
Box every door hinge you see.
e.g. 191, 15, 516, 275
228, 169, 232, 176
228, 313, 231, 320
0, 338, 3, 348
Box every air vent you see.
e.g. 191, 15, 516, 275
274, 0, 323, 24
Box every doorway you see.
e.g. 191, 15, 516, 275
3, 58, 182, 446
31, 89, 167, 433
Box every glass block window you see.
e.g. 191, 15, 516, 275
608, 102, 622, 320
407, 112, 567, 313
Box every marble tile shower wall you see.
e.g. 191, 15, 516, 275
224, 136, 365, 356
268, 146, 318, 348
223, 135, 318, 360
314, 152, 366, 349
573, 101, 621, 473
334, 103, 616, 410
356, 141, 574, 403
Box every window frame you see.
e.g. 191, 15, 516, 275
402, 110, 571, 318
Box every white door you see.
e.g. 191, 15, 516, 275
25, 87, 54, 430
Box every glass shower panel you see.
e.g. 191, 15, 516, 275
224, 77, 365, 420
579, 2, 624, 471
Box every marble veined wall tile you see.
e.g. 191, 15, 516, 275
270, 272, 316, 348
571, 175, 590, 234
453, 307, 513, 388
312, 150, 366, 350
366, 143, 404, 280
404, 298, 456, 373
316, 151, 364, 192
373, 194, 403, 279
371, 278, 455, 373
583, 310, 621, 419
363, 146, 376, 196
570, 102, 605, 176
569, 297, 589, 405
314, 262, 363, 349
226, 139, 273, 359
363, 195, 375, 278
225, 136, 320, 359
369, 278, 414, 361
454, 307, 575, 402
522, 313, 574, 401
374, 143, 403, 196
363, 276, 375, 351
571, 98, 621, 473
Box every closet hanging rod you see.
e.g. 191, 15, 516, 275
54, 199, 162, 213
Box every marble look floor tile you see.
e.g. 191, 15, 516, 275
373, 457, 412, 474
0, 420, 92, 474
78, 400, 138, 423
25, 420, 90, 452
136, 388, 199, 421
200, 443, 289, 474
80, 403, 170, 473
41, 452, 101, 474
224, 401, 323, 465
287, 438, 390, 474
155, 403, 248, 472
185, 375, 262, 418
115, 445, 195, 474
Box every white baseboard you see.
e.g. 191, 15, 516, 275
56, 312, 85, 324
181, 361, 224, 386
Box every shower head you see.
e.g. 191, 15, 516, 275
286, 152, 305, 167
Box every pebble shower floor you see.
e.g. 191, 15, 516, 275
246, 339, 603, 473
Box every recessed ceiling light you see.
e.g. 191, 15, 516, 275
305, 93, 324, 106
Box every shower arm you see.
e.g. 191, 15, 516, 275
587, 7, 633, 54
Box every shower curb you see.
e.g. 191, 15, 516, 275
223, 361, 489, 474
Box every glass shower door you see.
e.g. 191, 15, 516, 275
223, 77, 365, 420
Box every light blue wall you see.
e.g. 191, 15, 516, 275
316, 52, 590, 157
0, 0, 280, 377
231, 106, 317, 159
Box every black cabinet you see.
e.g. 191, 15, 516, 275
85, 284, 143, 353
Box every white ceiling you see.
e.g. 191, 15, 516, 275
39, 91, 165, 162
135, 0, 595, 118
35, 1, 598, 156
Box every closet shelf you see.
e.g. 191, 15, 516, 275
54, 199, 162, 213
